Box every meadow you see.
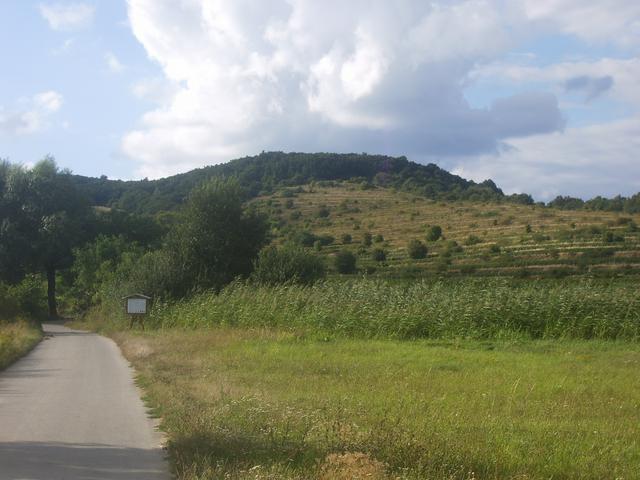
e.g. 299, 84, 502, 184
78, 274, 640, 479
111, 327, 640, 480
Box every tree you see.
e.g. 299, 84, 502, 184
0, 158, 92, 318
166, 177, 269, 296
252, 245, 325, 285
426, 225, 442, 242
334, 250, 357, 274
407, 240, 428, 259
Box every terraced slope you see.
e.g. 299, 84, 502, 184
255, 182, 640, 277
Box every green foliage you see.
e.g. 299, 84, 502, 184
489, 244, 501, 254
372, 248, 386, 262
426, 225, 443, 241
148, 278, 640, 341
407, 239, 428, 259
362, 232, 372, 247
341, 233, 352, 244
334, 250, 357, 274
292, 230, 316, 247
0, 157, 93, 317
71, 235, 143, 309
373, 234, 384, 243
162, 178, 269, 297
0, 277, 47, 321
316, 205, 330, 218
464, 234, 482, 246
70, 152, 517, 215
252, 245, 326, 286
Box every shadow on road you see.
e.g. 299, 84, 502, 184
0, 441, 170, 480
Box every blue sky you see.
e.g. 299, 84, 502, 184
1, 1, 639, 200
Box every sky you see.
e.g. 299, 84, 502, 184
0, 1, 639, 200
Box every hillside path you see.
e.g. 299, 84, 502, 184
0, 322, 171, 480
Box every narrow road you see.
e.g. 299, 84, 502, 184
0, 323, 170, 480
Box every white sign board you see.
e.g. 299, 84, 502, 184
127, 298, 147, 314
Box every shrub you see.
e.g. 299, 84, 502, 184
252, 246, 325, 286
362, 232, 373, 247
426, 225, 443, 241
603, 231, 624, 243
334, 251, 357, 274
372, 248, 386, 262
284, 199, 294, 209
407, 240, 428, 259
289, 211, 302, 221
374, 234, 384, 243
341, 233, 352, 245
465, 235, 482, 246
317, 234, 335, 246
293, 230, 317, 247
489, 244, 501, 254
525, 224, 532, 233
317, 205, 330, 218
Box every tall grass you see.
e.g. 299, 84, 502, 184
147, 278, 640, 340
0, 320, 42, 370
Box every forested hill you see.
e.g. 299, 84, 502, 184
72, 152, 529, 214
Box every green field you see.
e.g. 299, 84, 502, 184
255, 183, 640, 278
77, 275, 640, 480
111, 327, 640, 480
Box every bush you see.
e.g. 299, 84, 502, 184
362, 232, 372, 247
489, 244, 501, 254
317, 205, 330, 218
372, 248, 386, 262
252, 246, 325, 286
293, 230, 317, 247
465, 235, 482, 246
426, 225, 443, 242
374, 234, 384, 243
317, 234, 335, 246
341, 233, 352, 244
334, 251, 357, 274
407, 240, 428, 259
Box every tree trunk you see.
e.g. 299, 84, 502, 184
46, 267, 58, 319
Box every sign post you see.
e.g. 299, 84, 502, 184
123, 294, 151, 329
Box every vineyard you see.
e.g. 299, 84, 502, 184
255, 182, 640, 278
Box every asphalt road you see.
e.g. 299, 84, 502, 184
0, 323, 171, 480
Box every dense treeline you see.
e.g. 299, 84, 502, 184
549, 194, 640, 213
72, 151, 637, 215
71, 152, 526, 214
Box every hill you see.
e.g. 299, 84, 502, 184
254, 181, 640, 278
72, 152, 525, 214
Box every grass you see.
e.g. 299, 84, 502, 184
109, 327, 640, 479
143, 278, 640, 340
0, 320, 42, 370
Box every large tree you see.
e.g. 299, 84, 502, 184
0, 157, 91, 318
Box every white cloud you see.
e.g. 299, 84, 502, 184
122, 0, 639, 200
39, 3, 95, 31
105, 52, 124, 73
0, 91, 64, 135
453, 116, 640, 200
523, 0, 640, 48
123, 0, 567, 178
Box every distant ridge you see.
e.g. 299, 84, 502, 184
71, 152, 531, 214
